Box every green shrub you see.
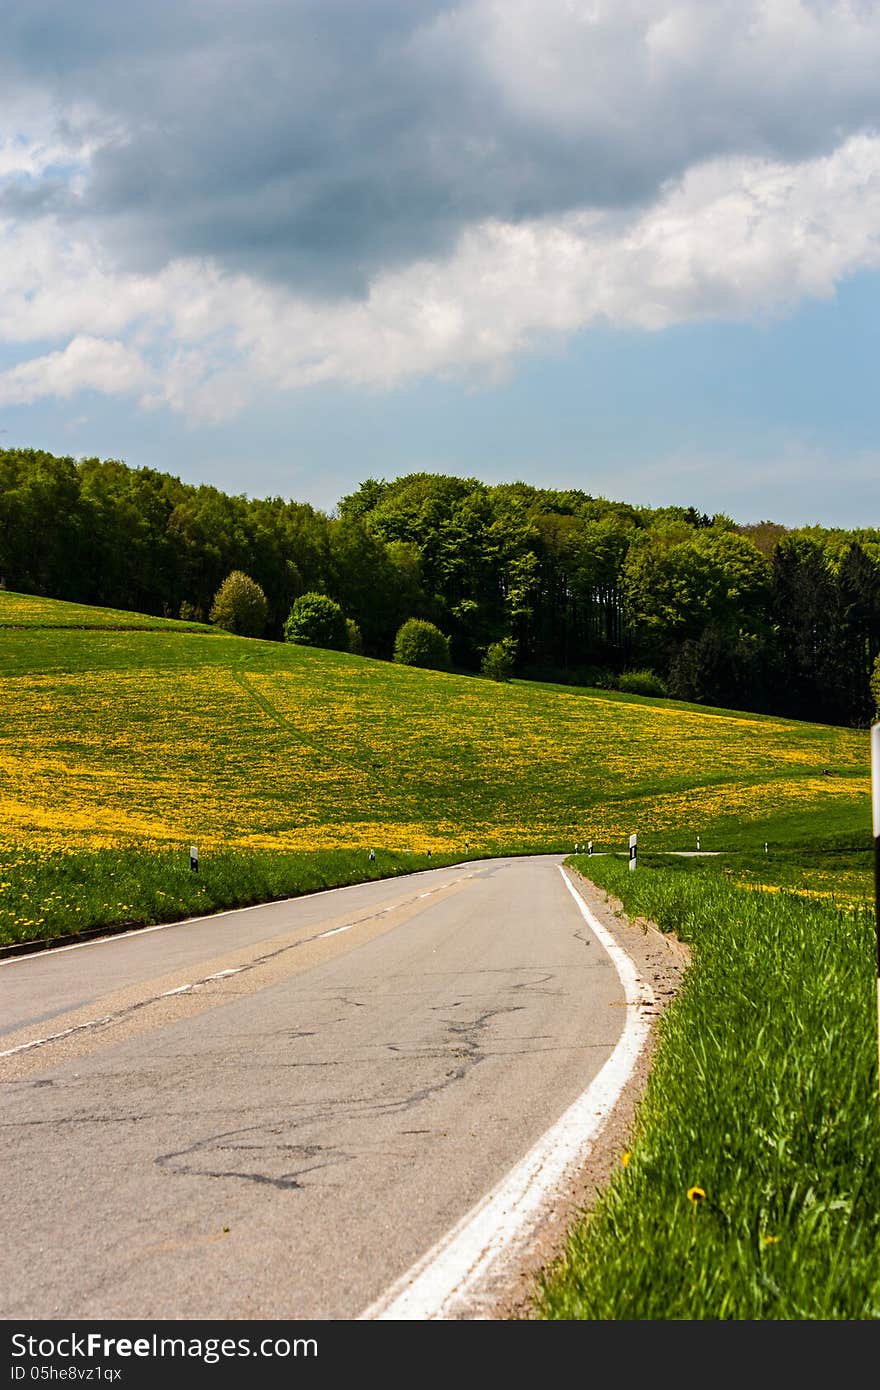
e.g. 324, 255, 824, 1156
393, 618, 451, 670
284, 592, 349, 650
481, 639, 515, 682
575, 665, 617, 690
346, 617, 364, 655
618, 668, 667, 697
209, 571, 268, 637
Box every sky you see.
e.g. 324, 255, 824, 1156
1, 0, 879, 526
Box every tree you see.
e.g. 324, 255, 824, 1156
770, 535, 843, 722
393, 618, 451, 670
209, 570, 267, 636
836, 542, 880, 725
346, 617, 364, 655
481, 639, 515, 682
667, 626, 772, 711
0, 448, 90, 600
871, 651, 880, 718
327, 517, 416, 655
622, 526, 770, 668
284, 592, 349, 650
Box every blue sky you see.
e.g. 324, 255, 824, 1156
1, 2, 879, 526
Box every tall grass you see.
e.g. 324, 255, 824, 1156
536, 855, 880, 1319
0, 846, 463, 949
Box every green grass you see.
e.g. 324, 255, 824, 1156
535, 854, 880, 1319
636, 838, 874, 907
0, 846, 462, 950
0, 588, 216, 631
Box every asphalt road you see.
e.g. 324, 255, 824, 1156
0, 855, 626, 1320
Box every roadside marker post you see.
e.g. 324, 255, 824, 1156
588, 840, 593, 857
871, 724, 880, 1084
190, 845, 199, 874
629, 832, 637, 871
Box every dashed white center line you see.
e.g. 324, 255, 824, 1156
0, 1016, 114, 1059
3, 870, 479, 1062
4, 967, 250, 1057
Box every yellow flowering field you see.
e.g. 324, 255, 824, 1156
0, 589, 869, 859
0, 588, 213, 630
722, 857, 872, 906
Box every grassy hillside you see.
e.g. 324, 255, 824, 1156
0, 587, 872, 944
0, 589, 214, 631
1, 588, 870, 853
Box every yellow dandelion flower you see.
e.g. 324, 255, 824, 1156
762, 1234, 780, 1246
687, 1186, 706, 1204
621, 1151, 631, 1168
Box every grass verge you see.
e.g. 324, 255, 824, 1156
535, 853, 880, 1319
0, 846, 466, 950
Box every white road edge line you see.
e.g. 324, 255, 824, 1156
357, 864, 655, 1321
317, 924, 354, 939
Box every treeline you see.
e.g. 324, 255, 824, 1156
3, 447, 880, 727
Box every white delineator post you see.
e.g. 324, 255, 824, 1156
872, 724, 880, 1084
190, 845, 199, 874
629, 832, 637, 871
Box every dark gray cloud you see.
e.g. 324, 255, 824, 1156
3, 0, 880, 297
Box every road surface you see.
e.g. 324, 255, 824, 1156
1, 854, 631, 1320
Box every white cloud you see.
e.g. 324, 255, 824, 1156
5, 1, 880, 290
151, 131, 880, 412
0, 55, 879, 420
0, 335, 154, 406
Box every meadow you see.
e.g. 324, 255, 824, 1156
0, 589, 213, 631
0, 587, 872, 945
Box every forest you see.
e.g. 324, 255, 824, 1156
2, 445, 879, 727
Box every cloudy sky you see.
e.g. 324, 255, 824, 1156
1, 0, 879, 523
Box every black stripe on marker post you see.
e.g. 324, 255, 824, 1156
872, 725, 880, 1089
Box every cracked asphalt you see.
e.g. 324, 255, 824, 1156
0, 855, 626, 1320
